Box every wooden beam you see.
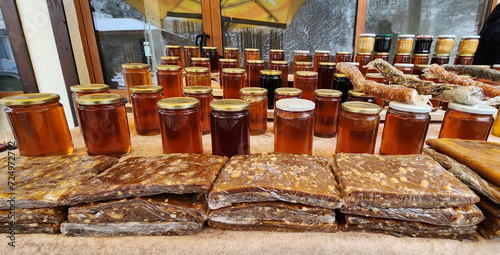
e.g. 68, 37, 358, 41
0, 0, 38, 93
210, 0, 223, 54
354, 0, 368, 57
201, 0, 212, 46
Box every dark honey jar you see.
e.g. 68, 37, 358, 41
313, 89, 342, 138
202, 46, 219, 73
347, 90, 376, 103
317, 62, 336, 89
374, 34, 392, 53
240, 87, 268, 135
439, 102, 496, 140
183, 46, 200, 68
2, 93, 73, 156
332, 73, 353, 102
412, 64, 430, 76
454, 54, 474, 65
157, 65, 183, 98
130, 85, 163, 136
183, 86, 213, 135
210, 99, 250, 157
413, 35, 433, 54
260, 70, 282, 109
122, 63, 152, 100
76, 93, 131, 157
157, 97, 203, 154
270, 61, 289, 88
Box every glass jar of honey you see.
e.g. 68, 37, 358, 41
274, 88, 302, 108
317, 62, 336, 89
130, 85, 163, 136
260, 70, 282, 109
183, 46, 200, 68
2, 93, 73, 156
413, 35, 433, 54
394, 63, 414, 74
240, 87, 268, 135
457, 36, 480, 55
491, 110, 500, 138
210, 99, 250, 157
435, 35, 455, 54
270, 49, 285, 62
122, 63, 152, 100
373, 52, 389, 61
202, 46, 219, 73
379, 101, 432, 155
70, 84, 109, 113
219, 58, 239, 80
246, 60, 265, 87
224, 47, 240, 62
294, 50, 310, 62
76, 93, 131, 157
396, 34, 415, 54
494, 64, 500, 71
191, 57, 211, 70
333, 73, 353, 102
244, 48, 260, 70
221, 68, 245, 99
313, 50, 331, 72
183, 86, 213, 134
347, 90, 376, 103
454, 54, 474, 65
185, 67, 211, 87
358, 33, 376, 53
355, 53, 372, 75
412, 64, 430, 76
313, 89, 342, 138
412, 54, 429, 65
160, 56, 181, 66
270, 61, 289, 88
431, 54, 451, 65
165, 45, 183, 68
335, 51, 352, 63
293, 61, 313, 81
374, 34, 392, 53
439, 102, 496, 140
274, 98, 315, 155
157, 97, 203, 154
335, 101, 382, 154
393, 53, 411, 64
294, 71, 318, 101
157, 65, 183, 98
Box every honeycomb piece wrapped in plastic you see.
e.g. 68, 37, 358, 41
424, 148, 500, 204
477, 206, 500, 240
340, 205, 483, 227
477, 196, 500, 217
0, 207, 67, 234
0, 155, 119, 209
336, 62, 429, 105
207, 153, 343, 210
344, 215, 478, 241
61, 221, 203, 236
61, 154, 228, 205
208, 201, 338, 232
443, 64, 500, 83
333, 153, 479, 208
426, 138, 500, 186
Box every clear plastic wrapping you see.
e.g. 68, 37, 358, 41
333, 153, 479, 208
2, 223, 61, 234
0, 207, 67, 224
426, 138, 500, 186
207, 153, 343, 210
477, 208, 500, 239
61, 154, 228, 205
477, 197, 500, 217
340, 205, 483, 227
424, 148, 500, 204
0, 155, 118, 209
60, 221, 203, 236
443, 65, 500, 83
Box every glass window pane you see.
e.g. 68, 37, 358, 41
0, 9, 22, 92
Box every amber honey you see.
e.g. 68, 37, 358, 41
335, 102, 382, 154
165, 45, 183, 68
491, 110, 500, 138
379, 102, 432, 155
394, 63, 414, 74
191, 57, 211, 71
335, 51, 351, 63
274, 99, 315, 155
221, 68, 246, 99
412, 54, 430, 65
246, 60, 265, 87
274, 88, 302, 108
439, 102, 496, 140
219, 59, 239, 79
493, 64, 500, 71
358, 33, 376, 53
270, 49, 285, 62
355, 53, 372, 75
313, 50, 330, 72
373, 52, 389, 61
294, 71, 318, 101
396, 34, 415, 54
157, 65, 183, 98
270, 61, 289, 88
122, 63, 152, 100
76, 93, 131, 157
70, 84, 109, 116
130, 86, 163, 136
294, 50, 310, 62
183, 86, 213, 134
185, 67, 211, 87
210, 99, 250, 157
240, 87, 268, 135
183, 46, 200, 68
454, 54, 474, 65
244, 48, 260, 71
158, 97, 202, 154
457, 36, 480, 55
412, 64, 430, 76
313, 89, 342, 137
347, 90, 375, 103
293, 62, 313, 81
2, 93, 73, 156
393, 53, 411, 64
317, 62, 336, 89
225, 47, 240, 62
202, 46, 219, 73
160, 56, 181, 66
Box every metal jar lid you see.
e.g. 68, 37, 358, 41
185, 67, 210, 73
75, 93, 123, 105
157, 65, 181, 71
395, 53, 411, 56
219, 58, 238, 63
184, 46, 199, 49
348, 90, 373, 98
315, 50, 330, 54
360, 33, 376, 37
314, 89, 342, 98
122, 63, 149, 69
165, 45, 181, 49
276, 98, 315, 111
158, 97, 200, 110
437, 35, 456, 39
130, 85, 163, 93
294, 61, 312, 66
225, 47, 239, 51
461, 35, 480, 39
183, 86, 213, 94
222, 68, 245, 74
161, 56, 180, 60
240, 87, 268, 95
245, 48, 259, 52
389, 101, 432, 113
319, 62, 336, 66
275, 88, 302, 96
341, 101, 382, 114
296, 71, 318, 77
336, 51, 351, 55
270, 49, 284, 52
334, 73, 348, 78
294, 50, 310, 54
247, 60, 265, 64
191, 57, 210, 62
398, 34, 415, 38
394, 63, 414, 68
210, 99, 250, 112
271, 61, 289, 65
1, 93, 60, 106
260, 70, 282, 76
70, 84, 109, 93
202, 46, 218, 50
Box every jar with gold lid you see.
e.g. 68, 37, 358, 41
294, 71, 318, 101
313, 50, 330, 72
130, 85, 163, 136
358, 33, 376, 53
202, 46, 219, 73
335, 101, 382, 154
70, 84, 109, 114
165, 45, 183, 68
221, 68, 245, 99
224, 47, 240, 61
122, 63, 152, 100
394, 63, 414, 74
347, 90, 376, 103
157, 65, 183, 98
183, 86, 213, 134
313, 89, 342, 137
2, 93, 73, 156
244, 48, 260, 70
246, 60, 265, 87
393, 53, 411, 64
76, 93, 131, 157
240, 87, 268, 135
373, 52, 389, 61
293, 50, 310, 62
335, 51, 351, 63
317, 62, 336, 89
333, 73, 353, 102
210, 99, 250, 157
185, 66, 211, 87
191, 57, 211, 70
158, 97, 202, 154
269, 49, 285, 62
160, 56, 181, 66
355, 53, 372, 75
293, 61, 313, 80
396, 34, 415, 53
439, 102, 496, 140
218, 58, 239, 80
260, 70, 282, 108
183, 46, 199, 68
435, 35, 455, 54
274, 87, 302, 108
457, 36, 480, 55
270, 61, 289, 88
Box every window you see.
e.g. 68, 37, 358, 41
0, 9, 22, 92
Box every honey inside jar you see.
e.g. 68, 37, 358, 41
191, 57, 211, 71
160, 56, 181, 66
185, 67, 211, 87
165, 45, 183, 68
270, 61, 289, 88
130, 85, 163, 136
246, 60, 265, 87
183, 86, 213, 134
294, 50, 310, 62
122, 63, 152, 100
294, 71, 318, 101
313, 89, 342, 138
219, 59, 239, 79
355, 53, 372, 75
158, 97, 203, 154
221, 68, 246, 99
454, 54, 475, 65
393, 53, 411, 64
70, 84, 109, 115
274, 98, 315, 155
269, 49, 285, 61
244, 48, 260, 71
335, 51, 351, 63
379, 102, 432, 155
202, 46, 219, 73
157, 65, 183, 98
373, 52, 389, 62
435, 35, 456, 54
183, 46, 200, 68
224, 47, 240, 61
317, 62, 336, 89
411, 54, 430, 65
335, 101, 382, 154
313, 50, 330, 72
76, 93, 131, 157
439, 102, 496, 140
430, 54, 451, 65
274, 87, 302, 108
2, 93, 74, 156
293, 61, 313, 80
347, 90, 376, 104
240, 87, 268, 135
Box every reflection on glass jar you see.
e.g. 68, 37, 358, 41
122, 63, 152, 100
130, 85, 163, 136
439, 102, 496, 140
183, 86, 213, 135
240, 87, 268, 135
274, 99, 315, 155
313, 89, 342, 138
294, 71, 318, 101
270, 61, 289, 88
185, 67, 211, 87
157, 65, 183, 98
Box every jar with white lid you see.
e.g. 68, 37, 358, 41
439, 102, 497, 140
